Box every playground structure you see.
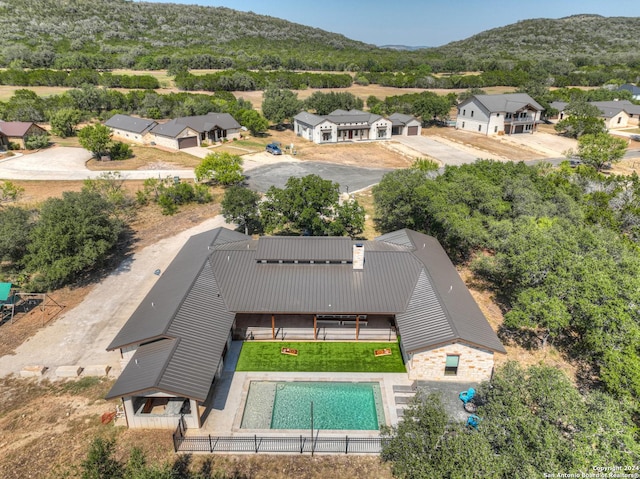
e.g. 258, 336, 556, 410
0, 282, 64, 327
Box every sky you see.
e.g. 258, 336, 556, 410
138, 0, 640, 47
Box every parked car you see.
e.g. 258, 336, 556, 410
266, 143, 282, 155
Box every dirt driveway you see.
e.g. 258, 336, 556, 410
500, 131, 577, 157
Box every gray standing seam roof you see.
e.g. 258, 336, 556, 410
107, 227, 504, 401
151, 113, 240, 138
389, 113, 417, 126
464, 93, 544, 114
105, 114, 157, 134
294, 112, 327, 127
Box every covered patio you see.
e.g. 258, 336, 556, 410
233, 313, 397, 342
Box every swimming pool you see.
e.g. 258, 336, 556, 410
240, 381, 385, 430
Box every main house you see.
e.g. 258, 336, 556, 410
455, 93, 544, 135
550, 100, 640, 129
294, 109, 397, 144
0, 121, 47, 149
106, 227, 505, 429
104, 113, 242, 150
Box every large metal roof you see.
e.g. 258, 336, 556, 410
107, 227, 504, 401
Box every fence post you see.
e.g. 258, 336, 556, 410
345, 435, 349, 454
254, 434, 258, 453
209, 434, 212, 452
300, 435, 303, 454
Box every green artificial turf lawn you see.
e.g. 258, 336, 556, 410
235, 341, 406, 373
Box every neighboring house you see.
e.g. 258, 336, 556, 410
455, 93, 544, 135
105, 114, 157, 144
149, 113, 242, 150
551, 100, 640, 128
106, 227, 505, 429
619, 84, 640, 101
388, 113, 422, 136
0, 121, 47, 149
294, 109, 392, 144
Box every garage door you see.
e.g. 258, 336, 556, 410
178, 136, 198, 149
407, 126, 419, 136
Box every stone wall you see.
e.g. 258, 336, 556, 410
408, 342, 495, 382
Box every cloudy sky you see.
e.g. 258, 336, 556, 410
139, 0, 640, 46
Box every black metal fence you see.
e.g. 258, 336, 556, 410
172, 416, 384, 454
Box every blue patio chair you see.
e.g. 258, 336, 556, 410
467, 414, 481, 430
459, 387, 475, 405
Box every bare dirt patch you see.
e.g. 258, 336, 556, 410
87, 144, 201, 171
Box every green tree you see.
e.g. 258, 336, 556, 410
25, 190, 123, 290
237, 109, 269, 136
261, 87, 303, 126
555, 101, 606, 138
576, 132, 627, 171
221, 186, 262, 235
49, 108, 82, 137
260, 174, 364, 236
24, 133, 49, 150
0, 206, 33, 263
83, 172, 136, 221
78, 124, 112, 158
80, 438, 123, 479
195, 151, 244, 185
108, 141, 133, 161
305, 91, 363, 115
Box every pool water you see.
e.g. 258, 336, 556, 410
240, 381, 384, 430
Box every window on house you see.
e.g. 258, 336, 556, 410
445, 355, 459, 376
462, 121, 465, 128
322, 132, 331, 141
478, 125, 482, 132
496, 113, 500, 117
471, 110, 474, 118
494, 126, 498, 133
617, 117, 622, 124
463, 109, 466, 116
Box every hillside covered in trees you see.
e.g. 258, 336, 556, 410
1, 1, 639, 79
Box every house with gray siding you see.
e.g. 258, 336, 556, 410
294, 109, 392, 144
456, 93, 544, 135
106, 227, 504, 430
389, 113, 421, 136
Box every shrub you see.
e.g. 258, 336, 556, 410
108, 141, 133, 161
24, 134, 49, 150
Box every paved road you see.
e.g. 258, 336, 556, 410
246, 161, 393, 193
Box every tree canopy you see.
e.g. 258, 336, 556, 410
374, 160, 640, 399
576, 132, 627, 171
261, 87, 303, 126
260, 174, 364, 237
554, 101, 607, 138
382, 362, 640, 478
221, 186, 262, 235
194, 152, 244, 186
78, 123, 112, 158
24, 190, 123, 290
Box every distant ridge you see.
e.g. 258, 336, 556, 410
379, 45, 430, 51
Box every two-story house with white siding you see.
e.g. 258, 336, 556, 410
455, 93, 544, 136
294, 109, 392, 144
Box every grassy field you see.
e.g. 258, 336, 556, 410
236, 341, 405, 373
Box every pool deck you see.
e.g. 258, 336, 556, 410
193, 341, 479, 437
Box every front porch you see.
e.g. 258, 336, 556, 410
233, 313, 397, 342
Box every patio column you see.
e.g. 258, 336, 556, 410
271, 314, 275, 340
313, 314, 317, 340
355, 314, 359, 341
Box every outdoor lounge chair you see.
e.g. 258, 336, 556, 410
459, 387, 475, 405
281, 347, 298, 356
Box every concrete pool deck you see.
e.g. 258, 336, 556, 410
194, 341, 479, 437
